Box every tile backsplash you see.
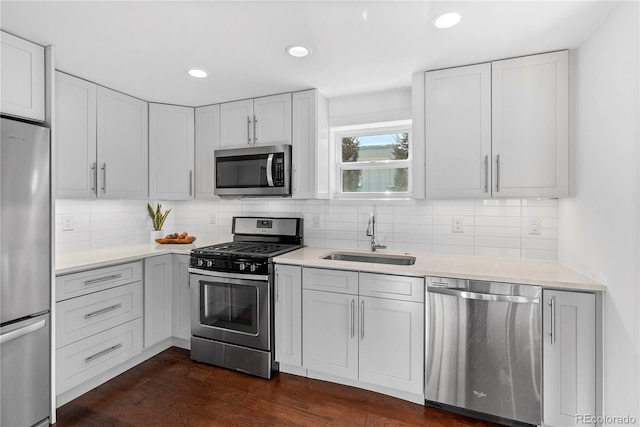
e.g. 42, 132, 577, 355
55, 198, 558, 261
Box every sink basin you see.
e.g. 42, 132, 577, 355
322, 251, 416, 266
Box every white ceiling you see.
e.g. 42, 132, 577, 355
1, 1, 618, 107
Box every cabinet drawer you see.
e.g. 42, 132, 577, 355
359, 273, 424, 302
56, 261, 142, 302
56, 282, 143, 348
303, 267, 358, 295
56, 318, 143, 394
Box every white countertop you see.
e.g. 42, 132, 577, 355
55, 241, 216, 275
274, 247, 606, 292
56, 243, 605, 292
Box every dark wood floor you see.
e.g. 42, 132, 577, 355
56, 347, 500, 426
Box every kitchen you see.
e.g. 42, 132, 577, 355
0, 1, 638, 426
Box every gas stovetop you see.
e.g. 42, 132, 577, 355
193, 241, 301, 258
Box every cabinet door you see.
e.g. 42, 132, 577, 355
149, 103, 195, 200
172, 255, 191, 342
359, 296, 424, 394
492, 51, 568, 198
425, 64, 491, 198
0, 31, 45, 121
253, 93, 291, 146
219, 99, 253, 148
274, 265, 302, 366
144, 255, 173, 348
195, 104, 220, 199
543, 290, 596, 426
96, 86, 148, 199
55, 72, 97, 198
302, 290, 358, 379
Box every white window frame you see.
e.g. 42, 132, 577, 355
330, 120, 412, 199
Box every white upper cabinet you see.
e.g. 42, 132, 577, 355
292, 89, 329, 199
149, 103, 195, 200
424, 51, 568, 199
56, 73, 148, 199
425, 64, 492, 198
253, 93, 291, 146
96, 86, 148, 199
55, 72, 97, 198
219, 93, 291, 149
492, 51, 569, 198
195, 104, 220, 199
219, 99, 253, 148
1, 31, 45, 122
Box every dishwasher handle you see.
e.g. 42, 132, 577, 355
428, 286, 540, 304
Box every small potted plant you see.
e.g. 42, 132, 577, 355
147, 202, 172, 242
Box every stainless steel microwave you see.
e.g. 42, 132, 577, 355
214, 144, 291, 197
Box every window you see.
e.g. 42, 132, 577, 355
333, 121, 412, 197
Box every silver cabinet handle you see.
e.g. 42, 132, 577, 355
428, 286, 539, 304
85, 343, 123, 363
84, 273, 122, 286
483, 155, 489, 193
84, 303, 122, 320
275, 270, 280, 301
247, 116, 252, 145
351, 299, 355, 338
266, 153, 275, 187
253, 115, 258, 145
0, 319, 46, 345
360, 300, 365, 339
495, 154, 501, 193
189, 170, 193, 197
90, 162, 97, 193
100, 163, 107, 193
549, 296, 556, 345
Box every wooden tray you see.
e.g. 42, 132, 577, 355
155, 236, 196, 244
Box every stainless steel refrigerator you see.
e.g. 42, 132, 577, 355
0, 117, 51, 427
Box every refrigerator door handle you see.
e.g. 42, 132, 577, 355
0, 319, 47, 345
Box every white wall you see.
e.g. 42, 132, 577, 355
558, 1, 639, 423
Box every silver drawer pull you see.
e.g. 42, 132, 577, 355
84, 304, 123, 319
85, 343, 123, 363
84, 274, 122, 286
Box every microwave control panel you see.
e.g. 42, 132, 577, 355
273, 154, 285, 186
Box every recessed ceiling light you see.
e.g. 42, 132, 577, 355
286, 45, 311, 58
433, 12, 462, 29
188, 68, 208, 78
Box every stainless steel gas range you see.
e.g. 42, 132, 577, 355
188, 216, 303, 379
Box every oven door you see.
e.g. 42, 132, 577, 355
214, 144, 291, 197
190, 272, 270, 351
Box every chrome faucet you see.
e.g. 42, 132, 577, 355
366, 213, 387, 252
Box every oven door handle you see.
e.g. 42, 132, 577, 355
189, 269, 269, 283
266, 154, 275, 187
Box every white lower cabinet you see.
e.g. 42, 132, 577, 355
55, 262, 144, 396
543, 290, 597, 427
143, 255, 173, 348
274, 264, 303, 366
358, 296, 424, 394
172, 254, 191, 342
299, 267, 424, 397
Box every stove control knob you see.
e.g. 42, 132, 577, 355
206, 260, 214, 268
250, 264, 257, 272
197, 259, 205, 267
238, 262, 246, 271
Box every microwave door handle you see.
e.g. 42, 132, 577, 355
266, 154, 275, 187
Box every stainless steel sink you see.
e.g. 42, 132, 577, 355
322, 251, 416, 265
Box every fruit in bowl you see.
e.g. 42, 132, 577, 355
155, 231, 196, 244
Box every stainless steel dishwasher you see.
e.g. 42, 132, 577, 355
425, 277, 542, 426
